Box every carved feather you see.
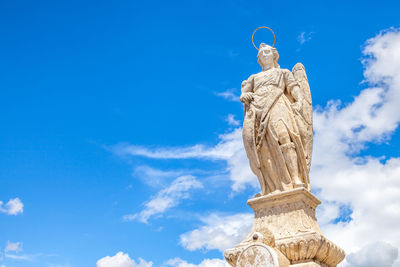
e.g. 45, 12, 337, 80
292, 63, 313, 172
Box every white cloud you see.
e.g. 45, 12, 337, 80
166, 257, 229, 267
96, 252, 152, 267
315, 201, 341, 226
114, 128, 257, 193
226, 114, 240, 126
346, 242, 398, 267
0, 198, 23, 215
5, 241, 22, 253
123, 175, 202, 223
180, 213, 253, 252
215, 89, 240, 102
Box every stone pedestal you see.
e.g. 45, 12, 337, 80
224, 188, 345, 267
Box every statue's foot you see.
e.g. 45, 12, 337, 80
294, 181, 306, 188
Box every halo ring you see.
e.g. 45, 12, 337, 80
252, 26, 276, 50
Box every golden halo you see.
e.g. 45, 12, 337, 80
252, 26, 276, 50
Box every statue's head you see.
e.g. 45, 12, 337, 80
257, 43, 280, 69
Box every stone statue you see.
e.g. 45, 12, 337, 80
240, 43, 313, 195
224, 37, 345, 267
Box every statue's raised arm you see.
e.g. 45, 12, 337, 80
241, 43, 313, 195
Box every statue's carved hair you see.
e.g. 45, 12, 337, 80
257, 43, 280, 68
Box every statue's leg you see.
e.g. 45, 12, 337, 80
275, 120, 304, 187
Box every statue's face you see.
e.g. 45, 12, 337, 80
258, 46, 274, 67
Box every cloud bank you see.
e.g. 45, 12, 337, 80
309, 29, 400, 266
346, 242, 398, 267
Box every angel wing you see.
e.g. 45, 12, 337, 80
292, 63, 313, 173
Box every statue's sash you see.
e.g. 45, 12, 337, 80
251, 72, 284, 149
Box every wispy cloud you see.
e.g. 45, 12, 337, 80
123, 175, 203, 223
4, 253, 33, 261
1, 240, 44, 262
297, 31, 314, 45
5, 241, 22, 253
0, 198, 23, 216
226, 114, 240, 126
112, 128, 257, 192
215, 89, 240, 102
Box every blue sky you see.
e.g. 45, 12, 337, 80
1, 1, 400, 266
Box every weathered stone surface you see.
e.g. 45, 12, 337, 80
225, 240, 290, 267
276, 231, 345, 266
237, 244, 278, 267
248, 188, 322, 240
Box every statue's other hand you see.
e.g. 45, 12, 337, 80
240, 92, 254, 104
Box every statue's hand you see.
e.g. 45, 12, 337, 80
291, 101, 303, 113
240, 92, 254, 104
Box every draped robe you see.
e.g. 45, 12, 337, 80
242, 67, 309, 195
